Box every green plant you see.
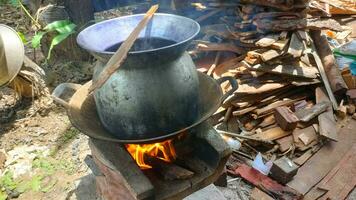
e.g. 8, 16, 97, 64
32, 20, 77, 60
0, 171, 17, 191
3, 0, 76, 61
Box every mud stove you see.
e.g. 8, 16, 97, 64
87, 122, 231, 200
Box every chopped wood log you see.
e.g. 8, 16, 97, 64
254, 97, 305, 116
292, 126, 318, 151
196, 42, 244, 54
274, 106, 299, 131
295, 102, 329, 122
310, 30, 348, 96
145, 156, 194, 180
315, 87, 338, 141
231, 164, 302, 200
254, 18, 343, 32
234, 81, 288, 95
287, 33, 304, 58
292, 100, 309, 112
298, 127, 318, 146
241, 0, 300, 10
254, 127, 291, 141
276, 135, 293, 152
247, 62, 319, 79
218, 130, 273, 144
260, 49, 281, 62
232, 106, 257, 116
255, 34, 279, 47
271, 39, 289, 50
259, 115, 276, 128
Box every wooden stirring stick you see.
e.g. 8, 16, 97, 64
88, 5, 159, 93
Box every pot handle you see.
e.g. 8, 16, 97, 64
216, 76, 238, 102
52, 83, 82, 108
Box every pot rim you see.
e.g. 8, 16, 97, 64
76, 13, 200, 55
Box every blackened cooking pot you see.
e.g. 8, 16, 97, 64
76, 13, 202, 140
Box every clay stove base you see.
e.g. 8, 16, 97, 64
88, 123, 231, 200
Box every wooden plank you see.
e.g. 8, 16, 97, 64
310, 40, 339, 110
287, 120, 356, 195
317, 145, 356, 200
231, 164, 302, 200
315, 87, 338, 141
248, 62, 319, 79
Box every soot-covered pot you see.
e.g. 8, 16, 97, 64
77, 13, 201, 140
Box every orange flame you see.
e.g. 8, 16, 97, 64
125, 139, 177, 169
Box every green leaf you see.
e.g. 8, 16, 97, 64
9, 0, 19, 7
55, 23, 76, 34
0, 171, 17, 191
44, 20, 71, 32
47, 31, 75, 60
31, 31, 46, 49
0, 190, 7, 200
17, 31, 27, 44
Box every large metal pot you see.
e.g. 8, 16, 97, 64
52, 73, 238, 143
76, 14, 202, 140
0, 24, 24, 87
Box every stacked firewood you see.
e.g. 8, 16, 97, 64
193, 0, 353, 171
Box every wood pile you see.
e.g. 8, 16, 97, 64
310, 0, 356, 15
191, 0, 356, 195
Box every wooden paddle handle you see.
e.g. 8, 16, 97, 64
88, 5, 159, 93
